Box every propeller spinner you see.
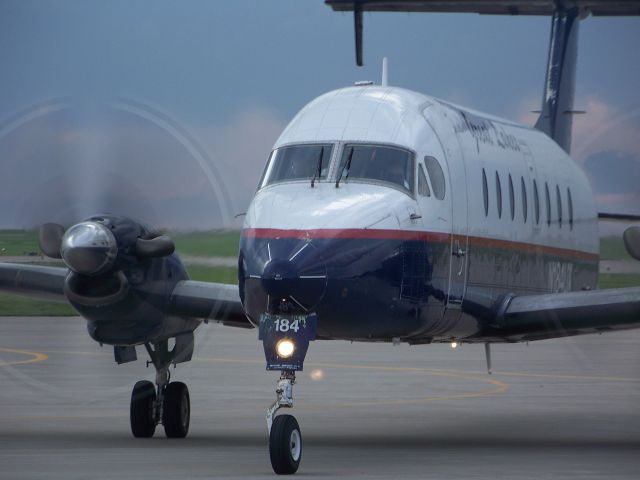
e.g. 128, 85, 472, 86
38, 216, 176, 277
60, 221, 118, 276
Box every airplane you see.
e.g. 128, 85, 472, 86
2, 0, 640, 475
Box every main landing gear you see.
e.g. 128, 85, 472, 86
130, 339, 191, 438
267, 370, 301, 475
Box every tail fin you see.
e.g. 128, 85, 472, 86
534, 9, 583, 153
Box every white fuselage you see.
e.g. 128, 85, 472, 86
239, 86, 599, 342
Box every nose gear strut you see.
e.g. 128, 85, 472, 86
266, 370, 296, 433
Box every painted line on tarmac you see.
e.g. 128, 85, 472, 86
191, 355, 640, 383
191, 356, 510, 407
0, 347, 48, 367
487, 370, 640, 383
303, 361, 509, 408
21, 349, 640, 384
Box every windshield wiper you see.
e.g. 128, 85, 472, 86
311, 146, 324, 188
335, 147, 354, 188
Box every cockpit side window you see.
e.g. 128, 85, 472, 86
338, 144, 415, 194
260, 144, 333, 188
425, 156, 446, 200
418, 164, 431, 197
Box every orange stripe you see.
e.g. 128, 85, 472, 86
242, 228, 599, 262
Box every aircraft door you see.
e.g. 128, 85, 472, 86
521, 142, 539, 235
422, 105, 469, 321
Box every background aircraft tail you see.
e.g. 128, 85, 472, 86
326, 0, 640, 154
533, 8, 582, 154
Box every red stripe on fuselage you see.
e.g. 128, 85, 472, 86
242, 228, 449, 242
241, 228, 599, 262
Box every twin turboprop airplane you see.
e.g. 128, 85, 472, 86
2, 0, 640, 475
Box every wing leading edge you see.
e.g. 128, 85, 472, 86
0, 263, 67, 302
167, 280, 252, 329
0, 262, 251, 328
489, 287, 640, 342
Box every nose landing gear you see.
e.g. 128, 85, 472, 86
260, 312, 317, 474
267, 371, 301, 474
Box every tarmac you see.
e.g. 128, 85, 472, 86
0, 316, 639, 479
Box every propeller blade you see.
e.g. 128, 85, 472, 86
135, 235, 175, 258
38, 223, 65, 259
623, 226, 640, 261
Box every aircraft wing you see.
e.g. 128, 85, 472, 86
167, 280, 252, 329
490, 287, 640, 342
0, 263, 68, 302
0, 262, 252, 329
325, 1, 640, 16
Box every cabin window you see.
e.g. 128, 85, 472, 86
567, 187, 574, 230
495, 171, 502, 219
260, 143, 333, 187
533, 180, 540, 225
508, 174, 515, 221
418, 164, 431, 197
482, 169, 489, 216
337, 144, 415, 193
545, 182, 551, 226
521, 177, 528, 223
425, 156, 446, 200
556, 184, 563, 228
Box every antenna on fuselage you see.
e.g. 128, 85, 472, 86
381, 57, 388, 87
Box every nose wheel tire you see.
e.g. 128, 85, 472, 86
163, 381, 190, 438
269, 414, 301, 475
130, 380, 156, 438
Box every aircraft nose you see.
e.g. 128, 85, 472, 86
261, 257, 299, 298
242, 239, 328, 313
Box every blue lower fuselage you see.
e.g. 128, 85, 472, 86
239, 229, 598, 343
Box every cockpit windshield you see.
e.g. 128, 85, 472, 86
260, 144, 333, 188
337, 144, 414, 193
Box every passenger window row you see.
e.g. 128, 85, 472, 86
481, 168, 573, 230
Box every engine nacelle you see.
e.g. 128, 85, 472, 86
60, 215, 196, 345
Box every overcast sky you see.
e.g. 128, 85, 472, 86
1, 0, 638, 229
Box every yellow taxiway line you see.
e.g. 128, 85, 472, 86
0, 347, 48, 367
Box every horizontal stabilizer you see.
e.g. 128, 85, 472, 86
326, 1, 640, 16
598, 212, 640, 222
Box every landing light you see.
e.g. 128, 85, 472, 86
450, 341, 458, 349
276, 339, 295, 358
